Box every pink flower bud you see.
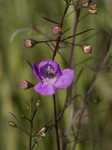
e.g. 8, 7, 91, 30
82, 45, 92, 53
20, 80, 28, 88
53, 26, 61, 34
24, 39, 37, 48
20, 80, 33, 89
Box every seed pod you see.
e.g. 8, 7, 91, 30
89, 3, 96, 10
35, 100, 40, 107
36, 127, 47, 137
8, 121, 17, 128
88, 2, 97, 14
88, 8, 97, 14
82, 1, 89, 7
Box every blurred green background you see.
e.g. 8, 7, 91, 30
0, 0, 112, 150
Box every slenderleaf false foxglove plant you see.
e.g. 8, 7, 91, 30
33, 60, 74, 95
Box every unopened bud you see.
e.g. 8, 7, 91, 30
20, 80, 34, 89
53, 26, 61, 34
36, 100, 40, 107
8, 121, 17, 128
24, 39, 37, 48
82, 45, 92, 53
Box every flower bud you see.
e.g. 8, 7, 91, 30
35, 100, 40, 107
8, 121, 17, 128
20, 80, 34, 89
82, 45, 92, 53
53, 26, 61, 34
24, 39, 37, 48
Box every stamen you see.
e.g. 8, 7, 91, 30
48, 73, 55, 78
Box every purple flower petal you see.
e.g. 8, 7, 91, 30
54, 69, 74, 88
39, 60, 62, 76
33, 62, 40, 80
34, 82, 56, 95
56, 64, 62, 77
39, 60, 57, 69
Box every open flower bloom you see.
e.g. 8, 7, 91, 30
33, 60, 74, 95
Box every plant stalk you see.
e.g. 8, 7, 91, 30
29, 120, 33, 150
53, 94, 60, 150
52, 3, 69, 60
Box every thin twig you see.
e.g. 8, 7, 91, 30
53, 95, 60, 150
29, 99, 38, 150
63, 28, 94, 41
42, 17, 59, 25
9, 112, 30, 136
52, 3, 69, 60
29, 119, 33, 150
57, 94, 81, 122
32, 137, 42, 150
32, 26, 68, 64
66, 4, 81, 150
51, 3, 70, 150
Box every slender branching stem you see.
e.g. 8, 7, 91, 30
52, 3, 69, 60
66, 3, 80, 150
29, 100, 38, 150
53, 94, 60, 150
29, 119, 33, 150
36, 27, 94, 44
51, 3, 70, 150
72, 35, 112, 150
69, 5, 80, 129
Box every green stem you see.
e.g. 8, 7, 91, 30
29, 100, 38, 150
53, 95, 60, 150
52, 3, 69, 60
29, 120, 33, 150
